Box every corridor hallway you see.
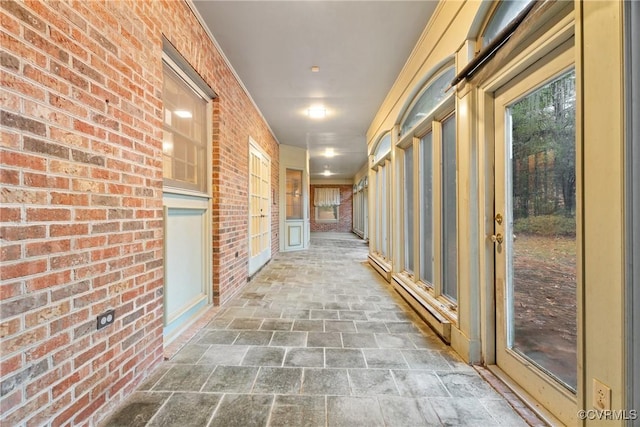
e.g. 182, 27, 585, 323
103, 234, 528, 426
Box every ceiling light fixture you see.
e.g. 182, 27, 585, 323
307, 107, 326, 119
311, 65, 320, 73
324, 148, 335, 158
323, 170, 331, 176
174, 110, 192, 118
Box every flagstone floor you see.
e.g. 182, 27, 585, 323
102, 233, 530, 427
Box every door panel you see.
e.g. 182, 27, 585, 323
493, 49, 577, 424
249, 142, 271, 274
163, 196, 210, 341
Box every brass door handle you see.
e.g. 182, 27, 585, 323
490, 233, 503, 244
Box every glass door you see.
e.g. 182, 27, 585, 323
493, 51, 577, 424
249, 141, 271, 274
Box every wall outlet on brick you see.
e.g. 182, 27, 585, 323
97, 310, 115, 330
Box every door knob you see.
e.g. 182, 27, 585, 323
494, 213, 503, 225
490, 233, 503, 244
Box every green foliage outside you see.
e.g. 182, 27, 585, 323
513, 214, 576, 237
510, 70, 576, 220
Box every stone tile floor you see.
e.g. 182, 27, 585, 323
102, 233, 529, 427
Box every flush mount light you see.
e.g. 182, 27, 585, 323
324, 148, 335, 158
174, 110, 192, 118
307, 107, 326, 119
323, 170, 331, 176
311, 65, 320, 73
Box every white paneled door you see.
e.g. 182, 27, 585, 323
249, 140, 271, 275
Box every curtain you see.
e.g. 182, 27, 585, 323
314, 187, 341, 207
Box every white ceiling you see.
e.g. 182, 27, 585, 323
191, 1, 437, 180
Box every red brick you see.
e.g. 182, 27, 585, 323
25, 360, 71, 399
0, 207, 21, 222
50, 191, 89, 206
25, 239, 71, 258
26, 208, 71, 222
74, 262, 107, 280
24, 301, 71, 329
48, 310, 90, 340
52, 365, 88, 399
74, 341, 106, 368
52, 391, 89, 427
0, 149, 47, 171
0, 225, 46, 241
0, 326, 47, 356
23, 172, 70, 189
0, 186, 48, 205
0, 130, 21, 150
24, 270, 72, 292
5, 65, 46, 101
50, 252, 89, 270
0, 388, 23, 417
0, 258, 47, 280
0, 317, 21, 338
72, 178, 105, 193
26, 392, 72, 427
49, 93, 89, 119
50, 60, 88, 91
3, 392, 49, 427
73, 288, 107, 310
23, 64, 70, 95
48, 160, 91, 178
0, 169, 20, 185
91, 246, 120, 262
74, 208, 108, 221
50, 223, 89, 237
0, 282, 22, 300
0, 354, 23, 380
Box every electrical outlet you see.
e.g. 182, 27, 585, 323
592, 378, 611, 410
97, 309, 115, 330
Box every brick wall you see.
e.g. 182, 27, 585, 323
310, 185, 353, 232
0, 1, 278, 425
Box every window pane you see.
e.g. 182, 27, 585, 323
508, 70, 576, 390
404, 146, 414, 273
420, 133, 433, 284
374, 133, 392, 163
401, 67, 455, 137
316, 206, 338, 221
162, 63, 208, 192
442, 115, 457, 301
381, 164, 388, 258
483, 0, 532, 47
286, 169, 303, 219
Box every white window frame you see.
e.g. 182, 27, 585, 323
162, 53, 214, 198
370, 132, 392, 262
396, 64, 458, 308
315, 205, 339, 223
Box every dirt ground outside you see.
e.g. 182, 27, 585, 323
511, 233, 577, 390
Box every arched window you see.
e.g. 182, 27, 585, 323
400, 66, 455, 137
373, 132, 392, 164
481, 0, 533, 47
397, 63, 457, 303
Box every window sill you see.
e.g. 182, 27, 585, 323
392, 273, 458, 343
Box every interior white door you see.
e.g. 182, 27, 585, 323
493, 47, 577, 424
249, 141, 271, 275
